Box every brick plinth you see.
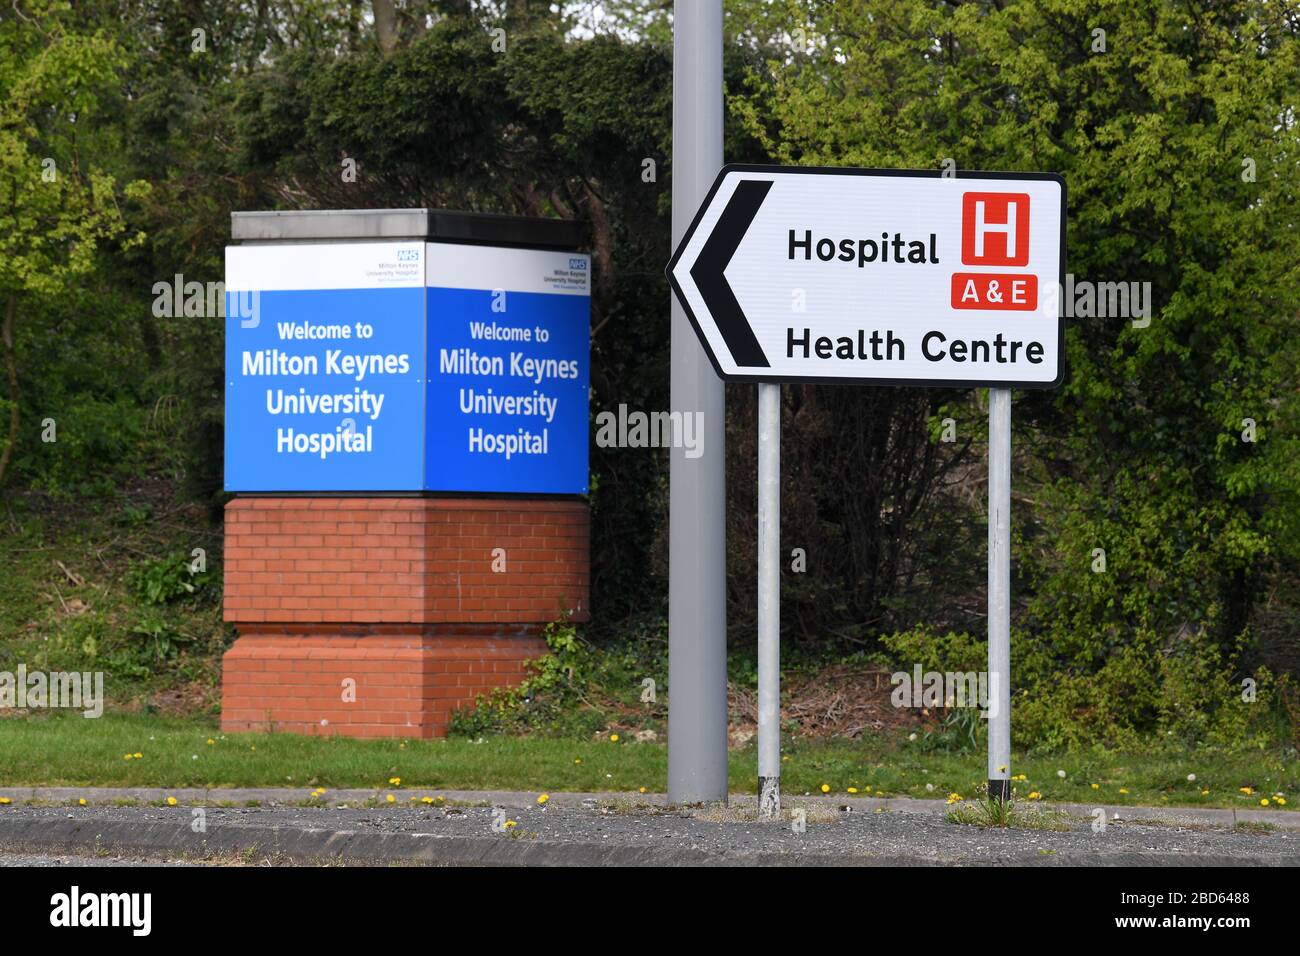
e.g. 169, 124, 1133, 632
220, 497, 589, 737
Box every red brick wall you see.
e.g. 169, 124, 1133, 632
223, 497, 589, 625
221, 628, 548, 738
220, 497, 589, 738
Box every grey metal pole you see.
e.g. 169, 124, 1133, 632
756, 383, 781, 819
668, 0, 728, 805
987, 387, 1012, 802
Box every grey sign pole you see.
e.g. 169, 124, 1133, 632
668, 0, 728, 805
987, 387, 1013, 801
756, 383, 781, 818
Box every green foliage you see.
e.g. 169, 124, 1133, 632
919, 708, 986, 756
127, 616, 192, 663
739, 0, 1300, 745
0, 492, 230, 704
947, 799, 1071, 831
449, 621, 596, 738
16, 397, 147, 495
127, 552, 211, 606
0, 1, 153, 488
882, 623, 1284, 752
879, 627, 986, 676
0, 0, 1296, 755
450, 620, 668, 739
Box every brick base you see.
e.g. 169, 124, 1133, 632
220, 627, 548, 738
220, 497, 588, 738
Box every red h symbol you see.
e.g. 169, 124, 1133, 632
961, 192, 1030, 267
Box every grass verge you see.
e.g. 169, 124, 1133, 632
0, 712, 1296, 811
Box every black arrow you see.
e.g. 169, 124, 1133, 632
691, 179, 772, 367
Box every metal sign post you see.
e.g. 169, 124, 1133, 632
667, 0, 728, 805
668, 163, 1065, 809
987, 387, 1013, 801
756, 382, 781, 818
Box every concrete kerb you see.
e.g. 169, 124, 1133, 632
1, 786, 1296, 829
0, 816, 906, 867
0, 813, 1288, 869
1, 787, 1297, 867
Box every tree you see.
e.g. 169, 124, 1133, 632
735, 0, 1300, 742
0, 1, 149, 487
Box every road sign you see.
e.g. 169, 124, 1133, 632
667, 165, 1066, 388
668, 163, 1069, 808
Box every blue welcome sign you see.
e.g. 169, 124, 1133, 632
225, 241, 590, 493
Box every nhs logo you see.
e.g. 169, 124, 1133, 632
397, 248, 420, 262
569, 258, 587, 271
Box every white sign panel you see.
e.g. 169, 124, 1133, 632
668, 165, 1066, 387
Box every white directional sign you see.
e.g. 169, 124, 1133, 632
668, 165, 1066, 387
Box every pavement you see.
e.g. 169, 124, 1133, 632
0, 787, 1297, 866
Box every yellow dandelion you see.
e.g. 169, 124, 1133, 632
609, 734, 619, 742
78, 798, 87, 806
0, 797, 10, 806
421, 796, 434, 805
166, 796, 177, 807
206, 739, 215, 746
1239, 787, 1253, 795
847, 787, 859, 794
1118, 788, 1129, 794
537, 793, 549, 805
1260, 798, 1270, 807
638, 787, 647, 794
1027, 791, 1042, 800
574, 758, 582, 764
505, 820, 517, 829
1277, 797, 1287, 806
1091, 783, 1100, 790
1201, 789, 1210, 796
385, 794, 396, 804
388, 777, 401, 787
820, 784, 830, 794
133, 752, 143, 759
